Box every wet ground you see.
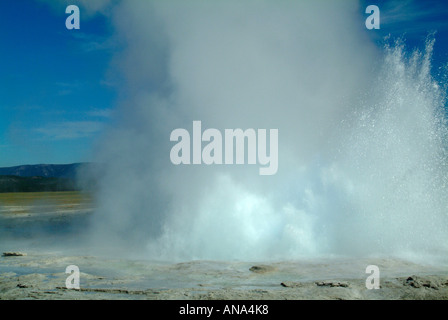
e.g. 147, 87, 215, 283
1, 251, 448, 300
1, 192, 447, 300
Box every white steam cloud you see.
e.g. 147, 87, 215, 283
85, 1, 448, 262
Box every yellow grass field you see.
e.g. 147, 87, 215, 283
0, 191, 94, 215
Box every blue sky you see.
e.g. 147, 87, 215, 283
0, 0, 448, 167
0, 0, 117, 167
361, 0, 448, 69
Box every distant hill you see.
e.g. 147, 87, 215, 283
0, 163, 99, 193
0, 163, 84, 179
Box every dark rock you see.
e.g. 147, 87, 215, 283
402, 275, 448, 290
281, 281, 303, 288
2, 252, 27, 257
315, 280, 349, 288
249, 265, 276, 273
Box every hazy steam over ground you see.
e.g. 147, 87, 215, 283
85, 1, 448, 262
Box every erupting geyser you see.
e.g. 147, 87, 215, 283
87, 1, 448, 262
